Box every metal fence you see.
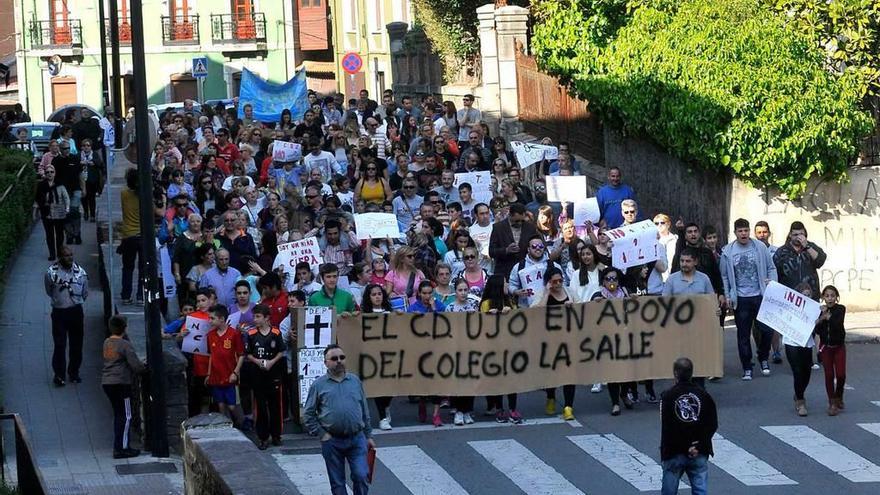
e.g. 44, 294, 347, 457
210, 13, 267, 43
161, 15, 200, 45
29, 20, 82, 48
514, 43, 605, 166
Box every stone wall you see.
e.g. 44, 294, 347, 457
603, 129, 733, 237
729, 167, 880, 311
182, 414, 299, 495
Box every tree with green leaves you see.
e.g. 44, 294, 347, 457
533, 0, 873, 197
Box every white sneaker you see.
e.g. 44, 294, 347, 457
742, 370, 753, 381
591, 383, 602, 393
379, 418, 392, 431
811, 363, 820, 370
454, 411, 464, 426
464, 412, 474, 424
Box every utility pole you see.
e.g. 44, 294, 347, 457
97, 0, 109, 107
109, 0, 123, 147
130, 0, 169, 458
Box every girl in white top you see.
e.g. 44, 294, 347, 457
568, 243, 605, 303
653, 213, 678, 281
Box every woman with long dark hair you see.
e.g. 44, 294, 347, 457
35, 165, 69, 260
592, 266, 638, 415
479, 274, 524, 424
358, 283, 396, 430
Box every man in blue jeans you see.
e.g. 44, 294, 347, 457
304, 344, 376, 495
720, 218, 778, 380
660, 358, 718, 495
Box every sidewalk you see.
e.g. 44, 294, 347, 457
0, 199, 183, 493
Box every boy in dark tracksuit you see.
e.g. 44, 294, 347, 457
244, 304, 286, 450
102, 315, 145, 459
660, 358, 718, 495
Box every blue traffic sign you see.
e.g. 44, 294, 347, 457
192, 57, 208, 78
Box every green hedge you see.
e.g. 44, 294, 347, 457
533, 0, 874, 197
0, 148, 37, 273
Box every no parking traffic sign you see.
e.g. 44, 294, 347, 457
342, 52, 363, 75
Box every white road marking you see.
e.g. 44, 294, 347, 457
376, 445, 468, 494
762, 425, 880, 482
857, 423, 880, 440
567, 434, 683, 491
372, 416, 581, 435
710, 433, 797, 486
469, 439, 585, 495
274, 453, 351, 494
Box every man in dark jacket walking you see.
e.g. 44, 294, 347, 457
660, 357, 718, 495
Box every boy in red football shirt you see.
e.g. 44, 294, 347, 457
206, 304, 244, 426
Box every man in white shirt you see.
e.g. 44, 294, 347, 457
99, 107, 116, 169
302, 136, 341, 181
469, 202, 493, 267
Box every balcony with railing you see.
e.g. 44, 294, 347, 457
104, 17, 132, 45
28, 20, 82, 53
161, 15, 200, 45
210, 13, 267, 50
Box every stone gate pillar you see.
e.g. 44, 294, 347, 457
494, 5, 529, 136
477, 4, 501, 133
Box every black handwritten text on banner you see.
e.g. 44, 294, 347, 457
336, 295, 723, 397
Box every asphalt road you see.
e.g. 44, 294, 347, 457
274, 328, 880, 494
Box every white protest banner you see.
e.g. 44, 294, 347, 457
607, 220, 660, 270
300, 306, 334, 348
272, 140, 302, 162
159, 245, 176, 298
573, 197, 600, 226
453, 171, 492, 204
298, 347, 326, 406
181, 315, 210, 354
545, 176, 587, 202
273, 238, 324, 281
511, 141, 559, 168
518, 264, 545, 306
757, 281, 821, 347
353, 213, 400, 240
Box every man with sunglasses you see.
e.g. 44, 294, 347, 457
392, 178, 424, 233
305, 343, 375, 495
457, 93, 481, 145
214, 128, 240, 165
509, 234, 563, 307
363, 117, 390, 161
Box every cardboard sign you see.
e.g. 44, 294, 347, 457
573, 197, 601, 226
159, 245, 176, 298
272, 140, 302, 163
298, 347, 326, 407
453, 171, 492, 204
757, 281, 822, 347
607, 220, 660, 270
273, 238, 324, 281
338, 295, 723, 397
545, 176, 587, 203
353, 213, 400, 240
517, 264, 545, 306
300, 306, 334, 348
511, 141, 559, 168
181, 315, 210, 354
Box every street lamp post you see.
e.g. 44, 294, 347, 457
109, 0, 123, 147
129, 0, 169, 458
97, 0, 109, 107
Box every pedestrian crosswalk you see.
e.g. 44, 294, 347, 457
276, 423, 880, 494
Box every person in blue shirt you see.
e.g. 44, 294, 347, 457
596, 166, 637, 228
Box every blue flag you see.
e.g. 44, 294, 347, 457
237, 68, 310, 123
